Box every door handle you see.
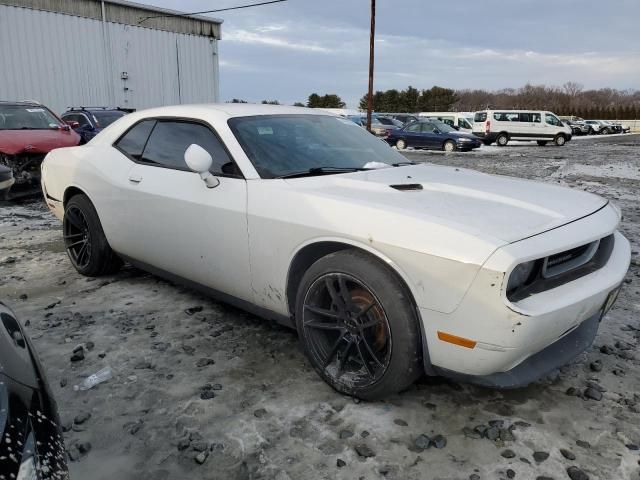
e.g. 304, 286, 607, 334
128, 173, 143, 183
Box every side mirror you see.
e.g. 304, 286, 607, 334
453, 125, 460, 131
66, 120, 80, 129
184, 144, 219, 188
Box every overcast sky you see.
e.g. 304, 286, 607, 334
147, 0, 640, 108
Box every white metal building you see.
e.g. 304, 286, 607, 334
0, 0, 222, 114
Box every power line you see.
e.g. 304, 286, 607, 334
138, 0, 287, 24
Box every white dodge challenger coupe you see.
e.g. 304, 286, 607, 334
41, 104, 630, 399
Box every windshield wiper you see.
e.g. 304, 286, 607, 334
276, 166, 371, 179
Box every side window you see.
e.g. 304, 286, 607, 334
141, 121, 233, 175
115, 119, 156, 160
494, 112, 518, 122
421, 123, 437, 133
531, 113, 541, 123
458, 118, 471, 129
78, 114, 92, 127
405, 123, 421, 132
474, 112, 487, 122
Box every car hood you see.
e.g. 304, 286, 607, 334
0, 129, 80, 155
285, 164, 608, 244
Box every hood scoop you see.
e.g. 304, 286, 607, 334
390, 183, 423, 192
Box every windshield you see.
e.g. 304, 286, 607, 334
377, 117, 397, 126
228, 114, 408, 178
0, 105, 63, 130
91, 111, 126, 128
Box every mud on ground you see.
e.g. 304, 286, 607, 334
1, 135, 639, 480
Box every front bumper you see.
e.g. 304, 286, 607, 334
433, 307, 606, 388
420, 205, 630, 386
457, 139, 482, 149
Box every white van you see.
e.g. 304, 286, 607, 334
418, 112, 474, 133
472, 110, 572, 146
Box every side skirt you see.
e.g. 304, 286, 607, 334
118, 254, 295, 329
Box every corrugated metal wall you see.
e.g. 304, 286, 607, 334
0, 4, 219, 114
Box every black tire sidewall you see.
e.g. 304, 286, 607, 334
497, 134, 508, 146
64, 195, 120, 276
295, 250, 421, 400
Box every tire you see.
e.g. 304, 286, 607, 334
496, 133, 509, 146
443, 140, 456, 152
63, 194, 122, 276
601, 127, 609, 135
396, 139, 407, 150
588, 127, 595, 135
553, 135, 566, 146
537, 141, 548, 146
295, 250, 421, 400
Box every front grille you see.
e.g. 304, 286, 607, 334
543, 240, 600, 278
508, 234, 615, 302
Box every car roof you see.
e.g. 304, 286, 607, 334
130, 103, 333, 120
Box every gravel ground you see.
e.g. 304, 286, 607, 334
1, 135, 639, 480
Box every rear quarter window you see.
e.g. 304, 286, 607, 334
474, 112, 487, 122
115, 120, 156, 160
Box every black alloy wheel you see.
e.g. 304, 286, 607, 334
302, 273, 392, 389
63, 205, 92, 270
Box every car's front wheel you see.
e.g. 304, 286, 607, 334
554, 134, 566, 146
295, 250, 421, 400
63, 194, 122, 276
443, 140, 456, 152
396, 138, 407, 150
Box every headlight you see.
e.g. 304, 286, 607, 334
506, 261, 536, 293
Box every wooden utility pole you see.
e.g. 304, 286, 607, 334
366, 0, 375, 132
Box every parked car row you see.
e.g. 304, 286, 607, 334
0, 100, 132, 199
560, 116, 630, 135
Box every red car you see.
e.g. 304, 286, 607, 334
0, 101, 80, 199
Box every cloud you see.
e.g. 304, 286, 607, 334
224, 28, 333, 53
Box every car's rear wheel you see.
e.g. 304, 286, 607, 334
554, 135, 566, 146
537, 140, 548, 146
588, 127, 595, 135
64, 194, 122, 276
396, 139, 407, 150
443, 140, 456, 152
496, 133, 509, 146
295, 250, 421, 400
601, 127, 610, 135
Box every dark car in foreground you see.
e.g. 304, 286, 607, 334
61, 107, 130, 144
388, 120, 482, 151
0, 301, 69, 479
0, 101, 80, 199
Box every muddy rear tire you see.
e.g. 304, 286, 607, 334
496, 133, 509, 146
